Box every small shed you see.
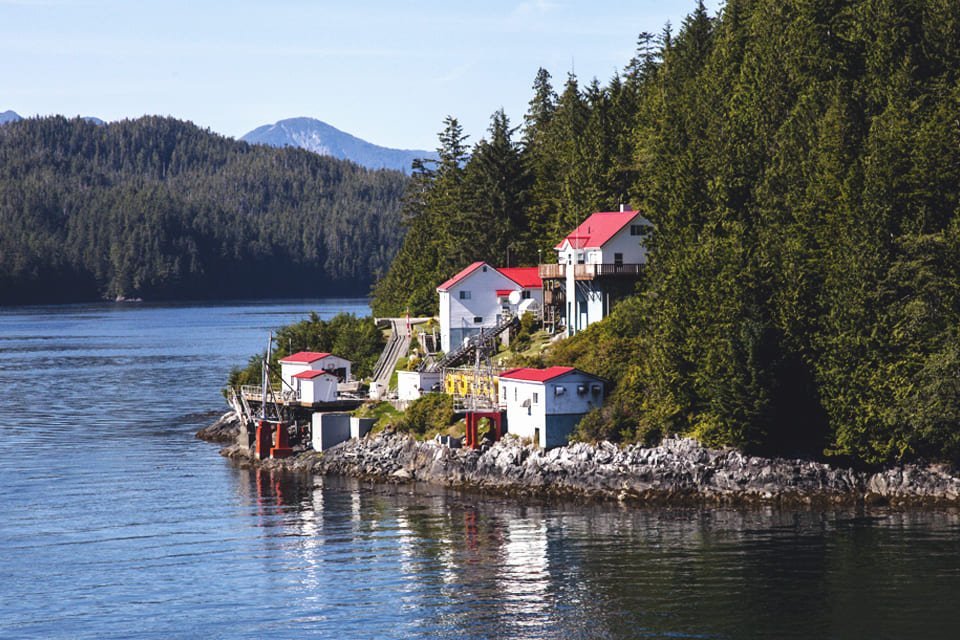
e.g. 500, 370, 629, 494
397, 370, 443, 401
311, 413, 375, 451
279, 351, 352, 389
498, 366, 605, 449
293, 369, 338, 404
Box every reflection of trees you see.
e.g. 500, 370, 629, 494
228, 469, 960, 639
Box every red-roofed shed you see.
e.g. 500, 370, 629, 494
498, 367, 605, 449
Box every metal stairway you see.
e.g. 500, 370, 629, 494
419, 316, 518, 373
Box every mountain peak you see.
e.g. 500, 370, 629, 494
241, 117, 436, 173
1, 110, 23, 125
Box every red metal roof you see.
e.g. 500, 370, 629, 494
495, 289, 514, 297
498, 266, 542, 289
555, 210, 639, 250
293, 369, 336, 380
279, 351, 332, 364
498, 366, 576, 383
436, 261, 487, 292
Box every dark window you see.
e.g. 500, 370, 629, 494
630, 224, 645, 236
521, 290, 531, 299
532, 392, 539, 404
459, 290, 471, 300
474, 316, 483, 323
614, 252, 623, 267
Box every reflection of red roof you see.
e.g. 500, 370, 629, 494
498, 267, 542, 289
499, 366, 576, 382
293, 369, 336, 380
437, 261, 487, 291
280, 351, 332, 364
555, 210, 639, 250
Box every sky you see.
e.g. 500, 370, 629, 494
2, 0, 720, 151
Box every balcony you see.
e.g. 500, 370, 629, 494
539, 263, 644, 281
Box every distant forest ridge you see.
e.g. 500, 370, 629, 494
0, 115, 409, 304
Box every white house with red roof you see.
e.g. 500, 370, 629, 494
436, 261, 542, 353
278, 351, 352, 392
291, 369, 339, 404
541, 206, 653, 336
498, 366, 605, 449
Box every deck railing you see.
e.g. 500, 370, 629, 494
539, 263, 644, 280
239, 385, 298, 402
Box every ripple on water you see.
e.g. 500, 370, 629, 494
3, 302, 960, 639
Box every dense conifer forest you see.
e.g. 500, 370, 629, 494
0, 116, 407, 303
373, 0, 960, 465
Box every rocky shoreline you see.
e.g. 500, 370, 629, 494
199, 411, 960, 507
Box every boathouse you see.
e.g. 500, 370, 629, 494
499, 366, 605, 449
279, 351, 352, 389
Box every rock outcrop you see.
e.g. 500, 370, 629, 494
196, 411, 241, 443
216, 429, 960, 507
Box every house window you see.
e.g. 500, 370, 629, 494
554, 385, 566, 396
482, 266, 487, 272
514, 388, 518, 401
474, 316, 483, 323
459, 290, 471, 300
532, 392, 539, 404
630, 224, 648, 236
521, 290, 531, 299
614, 252, 623, 267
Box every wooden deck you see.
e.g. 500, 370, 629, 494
538, 263, 643, 280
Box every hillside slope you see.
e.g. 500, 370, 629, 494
0, 115, 408, 303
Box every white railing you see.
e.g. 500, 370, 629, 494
239, 385, 299, 402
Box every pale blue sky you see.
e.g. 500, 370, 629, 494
2, 0, 720, 150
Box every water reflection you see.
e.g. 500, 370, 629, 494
229, 470, 960, 639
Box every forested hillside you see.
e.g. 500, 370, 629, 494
373, 0, 960, 465
0, 116, 407, 303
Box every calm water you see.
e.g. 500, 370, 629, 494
2, 300, 960, 639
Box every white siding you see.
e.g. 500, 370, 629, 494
501, 379, 546, 443
596, 215, 652, 264
280, 355, 352, 390
397, 370, 442, 401
501, 371, 605, 449
298, 374, 338, 404
439, 265, 516, 352
280, 362, 310, 390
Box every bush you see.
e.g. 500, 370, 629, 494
396, 393, 456, 436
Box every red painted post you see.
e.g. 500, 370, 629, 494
255, 420, 272, 460
270, 421, 293, 459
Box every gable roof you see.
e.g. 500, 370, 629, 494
498, 266, 542, 289
292, 369, 337, 380
499, 366, 578, 383
280, 351, 332, 364
437, 261, 488, 292
555, 210, 641, 250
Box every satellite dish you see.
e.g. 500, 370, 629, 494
508, 290, 522, 305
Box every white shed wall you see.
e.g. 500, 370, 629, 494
298, 374, 338, 404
